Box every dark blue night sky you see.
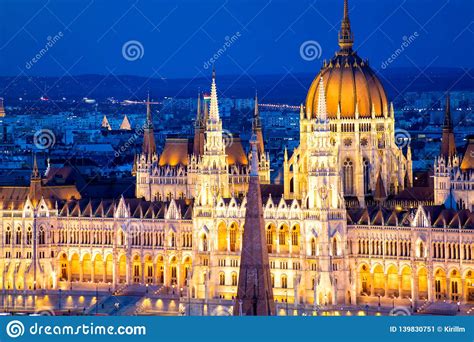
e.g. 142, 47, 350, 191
0, 0, 473, 78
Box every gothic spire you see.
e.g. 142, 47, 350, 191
196, 90, 202, 126
29, 154, 42, 207
338, 0, 354, 52
440, 93, 456, 160
146, 92, 152, 127
443, 93, 453, 129
234, 135, 275, 316
142, 93, 156, 158
31, 154, 40, 180
209, 67, 220, 123
252, 90, 265, 155
193, 91, 205, 156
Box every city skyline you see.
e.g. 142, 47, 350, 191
0, 0, 472, 79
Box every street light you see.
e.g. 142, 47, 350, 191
146, 283, 149, 294
285, 291, 288, 315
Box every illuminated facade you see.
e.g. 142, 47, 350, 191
0, 0, 473, 312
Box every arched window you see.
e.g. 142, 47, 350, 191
281, 275, 288, 289
419, 242, 424, 258
15, 227, 22, 245
343, 158, 354, 195
170, 232, 176, 247
5, 227, 11, 245
332, 238, 338, 256
219, 272, 225, 286
271, 274, 275, 287
291, 227, 299, 246
311, 238, 317, 256
26, 227, 32, 245
201, 234, 208, 252
279, 227, 286, 246
363, 158, 371, 195
229, 226, 237, 252
231, 272, 237, 286
266, 228, 273, 253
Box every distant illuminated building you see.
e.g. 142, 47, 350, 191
0, 98, 5, 118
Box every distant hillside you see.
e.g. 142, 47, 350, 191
0, 67, 472, 105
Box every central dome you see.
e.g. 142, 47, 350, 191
305, 0, 388, 119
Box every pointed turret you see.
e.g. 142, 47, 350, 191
316, 77, 327, 122
196, 91, 202, 127
193, 91, 205, 156
142, 93, 157, 159
252, 90, 265, 155
338, 0, 354, 53
209, 67, 220, 123
119, 115, 132, 130
101, 115, 111, 130
440, 93, 456, 160
234, 135, 275, 316
29, 154, 42, 207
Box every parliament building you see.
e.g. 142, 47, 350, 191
0, 0, 473, 312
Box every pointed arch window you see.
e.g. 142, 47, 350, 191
343, 158, 354, 195
363, 158, 371, 195
5, 227, 11, 245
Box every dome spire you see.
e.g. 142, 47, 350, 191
338, 0, 354, 53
